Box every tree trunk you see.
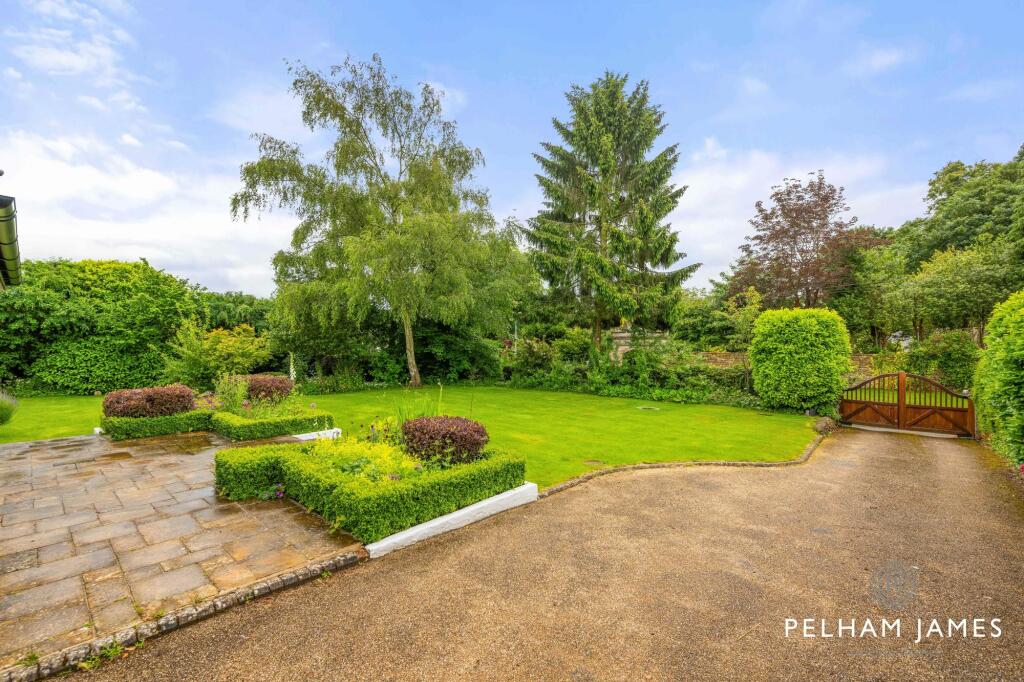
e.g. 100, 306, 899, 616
401, 313, 421, 387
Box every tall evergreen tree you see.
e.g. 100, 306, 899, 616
525, 72, 696, 347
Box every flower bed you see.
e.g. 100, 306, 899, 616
99, 379, 333, 442
214, 438, 526, 543
101, 410, 214, 441
210, 408, 334, 441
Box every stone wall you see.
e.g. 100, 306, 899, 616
611, 331, 877, 378
696, 351, 875, 378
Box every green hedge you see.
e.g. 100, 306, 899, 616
750, 308, 852, 416
974, 291, 1024, 464
210, 409, 334, 441
101, 410, 213, 441
215, 444, 526, 543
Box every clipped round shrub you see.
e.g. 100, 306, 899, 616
0, 391, 17, 426
401, 416, 490, 464
974, 290, 1024, 464
244, 374, 294, 402
749, 308, 852, 416
102, 384, 195, 418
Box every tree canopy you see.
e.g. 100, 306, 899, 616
730, 171, 879, 308
900, 145, 1024, 267
525, 72, 696, 347
231, 54, 533, 385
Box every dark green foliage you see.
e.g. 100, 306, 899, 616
0, 259, 200, 393
102, 384, 195, 418
750, 309, 852, 416
905, 331, 979, 391
526, 71, 696, 346
200, 291, 273, 333
232, 55, 534, 387
30, 338, 165, 394
298, 371, 374, 395
974, 291, 1024, 463
401, 416, 489, 464
101, 410, 214, 441
414, 325, 502, 383
210, 409, 334, 441
215, 443, 525, 542
901, 149, 1024, 268
505, 332, 759, 408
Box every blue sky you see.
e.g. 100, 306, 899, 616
2, 0, 1022, 295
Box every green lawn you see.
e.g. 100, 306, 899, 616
2, 388, 818, 489
311, 386, 817, 488
0, 395, 103, 444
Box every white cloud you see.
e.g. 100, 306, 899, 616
7, 0, 140, 92
690, 137, 728, 163
8, 28, 123, 84
715, 75, 782, 122
739, 76, 770, 97
843, 46, 916, 77
109, 89, 146, 112
3, 66, 24, 80
209, 85, 312, 141
4, 131, 175, 207
119, 132, 141, 146
78, 94, 108, 110
944, 78, 1017, 102
669, 140, 925, 287
425, 81, 468, 114
2, 129, 292, 295
165, 139, 190, 151
758, 0, 867, 33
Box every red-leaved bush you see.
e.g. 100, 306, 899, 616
103, 384, 195, 418
401, 416, 489, 464
244, 375, 294, 402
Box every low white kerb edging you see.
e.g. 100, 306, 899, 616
294, 427, 342, 441
366, 482, 539, 558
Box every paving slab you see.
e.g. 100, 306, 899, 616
0, 432, 360, 668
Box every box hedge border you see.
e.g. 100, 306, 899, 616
214, 444, 526, 543
101, 409, 334, 442
100, 409, 214, 441
210, 410, 335, 441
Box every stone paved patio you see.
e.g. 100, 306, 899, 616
0, 432, 359, 668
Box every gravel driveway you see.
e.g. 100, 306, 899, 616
84, 428, 1024, 680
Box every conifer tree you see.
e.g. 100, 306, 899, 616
526, 72, 696, 348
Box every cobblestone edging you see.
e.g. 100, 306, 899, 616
0, 550, 366, 682
539, 433, 827, 498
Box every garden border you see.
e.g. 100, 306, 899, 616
0, 550, 366, 682
538, 433, 827, 498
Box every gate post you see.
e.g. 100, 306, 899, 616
897, 371, 907, 430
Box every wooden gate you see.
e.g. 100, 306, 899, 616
839, 371, 976, 437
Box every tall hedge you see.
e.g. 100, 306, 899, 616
749, 308, 852, 415
974, 291, 1024, 463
